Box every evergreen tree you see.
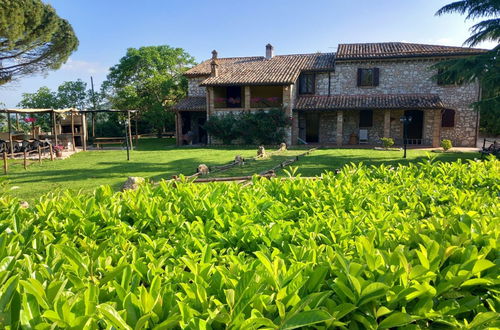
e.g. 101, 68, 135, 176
0, 0, 78, 85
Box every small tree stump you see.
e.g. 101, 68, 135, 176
257, 146, 266, 158
197, 164, 210, 175
122, 176, 145, 191
234, 155, 244, 165
279, 142, 287, 151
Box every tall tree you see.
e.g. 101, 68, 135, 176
435, 0, 499, 135
102, 45, 195, 136
0, 0, 78, 85
57, 79, 87, 108
17, 86, 58, 131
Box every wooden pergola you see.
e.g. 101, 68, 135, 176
0, 108, 138, 160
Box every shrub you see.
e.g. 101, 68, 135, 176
380, 137, 395, 149
204, 109, 290, 145
202, 112, 239, 144
441, 139, 453, 151
0, 159, 498, 328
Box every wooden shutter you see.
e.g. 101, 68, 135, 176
357, 68, 362, 87
373, 68, 380, 86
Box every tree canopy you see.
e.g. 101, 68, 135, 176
102, 45, 196, 135
435, 0, 500, 135
0, 0, 79, 85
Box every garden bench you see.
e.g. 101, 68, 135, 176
93, 137, 126, 149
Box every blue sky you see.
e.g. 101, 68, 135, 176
0, 0, 495, 107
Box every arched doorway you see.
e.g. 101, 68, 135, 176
404, 110, 424, 145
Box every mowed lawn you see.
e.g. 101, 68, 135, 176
2, 138, 480, 200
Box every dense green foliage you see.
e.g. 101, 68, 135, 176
434, 0, 500, 134
441, 139, 453, 151
0, 0, 78, 84
204, 110, 290, 145
0, 159, 498, 328
102, 46, 195, 136
380, 138, 394, 149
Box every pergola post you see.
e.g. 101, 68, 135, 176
7, 112, 13, 154
135, 115, 139, 146
82, 112, 87, 151
127, 111, 133, 150
71, 110, 76, 151
52, 110, 58, 146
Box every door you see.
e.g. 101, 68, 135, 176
305, 113, 320, 143
197, 117, 207, 144
404, 110, 423, 144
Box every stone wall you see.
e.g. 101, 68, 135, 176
315, 72, 330, 95
327, 60, 479, 146
188, 76, 208, 97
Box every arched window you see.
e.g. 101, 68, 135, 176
442, 109, 455, 127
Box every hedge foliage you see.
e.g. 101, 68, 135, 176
0, 159, 499, 329
203, 109, 290, 145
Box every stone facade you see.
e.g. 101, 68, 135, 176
326, 60, 479, 146
184, 58, 479, 147
188, 76, 208, 96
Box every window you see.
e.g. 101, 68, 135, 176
357, 68, 380, 87
441, 109, 455, 127
299, 73, 315, 94
359, 110, 373, 127
226, 86, 242, 108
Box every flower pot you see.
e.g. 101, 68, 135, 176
55, 150, 63, 158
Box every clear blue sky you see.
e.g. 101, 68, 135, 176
0, 0, 495, 107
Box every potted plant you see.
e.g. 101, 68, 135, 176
53, 145, 64, 157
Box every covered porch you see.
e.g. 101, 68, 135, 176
173, 96, 208, 146
293, 94, 445, 147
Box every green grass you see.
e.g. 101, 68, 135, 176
2, 138, 479, 200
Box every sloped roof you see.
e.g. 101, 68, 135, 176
172, 96, 206, 111
294, 94, 446, 110
185, 53, 335, 86
336, 42, 487, 60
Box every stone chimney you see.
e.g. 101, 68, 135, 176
265, 44, 274, 59
210, 50, 218, 77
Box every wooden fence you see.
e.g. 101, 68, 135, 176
2, 145, 54, 175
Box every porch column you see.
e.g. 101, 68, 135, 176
432, 109, 441, 147
175, 112, 182, 146
383, 109, 391, 138
336, 110, 343, 146
244, 86, 251, 109
282, 85, 293, 145
207, 87, 214, 145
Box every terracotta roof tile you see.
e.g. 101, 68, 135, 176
185, 53, 335, 86
336, 42, 487, 60
295, 94, 446, 110
173, 96, 206, 111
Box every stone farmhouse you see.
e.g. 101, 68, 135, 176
173, 42, 486, 147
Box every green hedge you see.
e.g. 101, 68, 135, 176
203, 109, 290, 145
0, 159, 499, 328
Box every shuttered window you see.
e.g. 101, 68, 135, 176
357, 68, 379, 87
442, 109, 455, 127
359, 110, 373, 127
299, 73, 315, 94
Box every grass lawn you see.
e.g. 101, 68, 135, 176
1, 138, 480, 201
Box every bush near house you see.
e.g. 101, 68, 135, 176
0, 159, 498, 329
380, 137, 395, 149
204, 109, 290, 145
441, 139, 453, 151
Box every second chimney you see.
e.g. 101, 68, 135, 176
266, 44, 274, 59
210, 50, 219, 77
